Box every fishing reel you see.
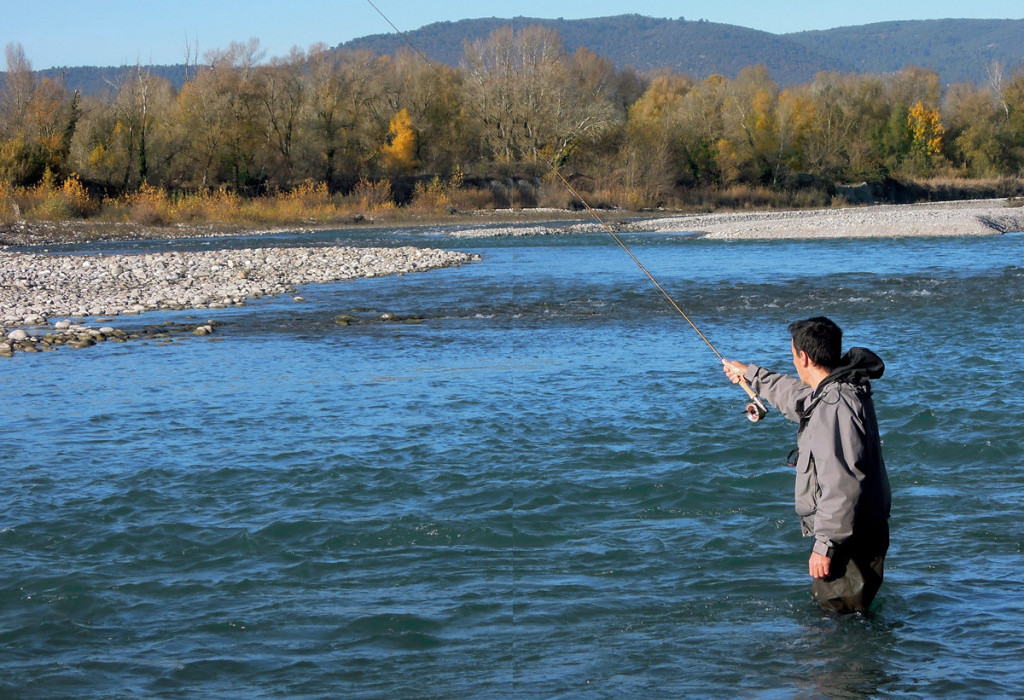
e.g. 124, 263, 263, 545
738, 378, 769, 423
745, 396, 768, 422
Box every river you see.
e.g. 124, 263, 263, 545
2, 225, 1023, 698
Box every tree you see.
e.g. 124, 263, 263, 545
301, 46, 384, 190
801, 73, 858, 180
377, 48, 479, 175
171, 39, 269, 191
677, 74, 729, 186
719, 66, 780, 184
0, 43, 34, 139
77, 66, 173, 190
380, 108, 418, 172
625, 72, 693, 198
256, 49, 307, 186
0, 44, 79, 185
944, 81, 1003, 175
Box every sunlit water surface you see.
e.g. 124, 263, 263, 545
2, 225, 1023, 698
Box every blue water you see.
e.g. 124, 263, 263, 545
2, 226, 1023, 698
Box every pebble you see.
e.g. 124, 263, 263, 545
629, 199, 1024, 239
0, 244, 480, 356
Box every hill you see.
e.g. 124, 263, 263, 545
787, 18, 1024, 84
339, 15, 840, 86
6, 15, 1024, 95
13, 64, 189, 96
338, 14, 1024, 85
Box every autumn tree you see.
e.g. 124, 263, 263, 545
377, 49, 480, 175
301, 46, 386, 190
801, 73, 857, 180
907, 101, 945, 172
462, 25, 619, 173
676, 74, 729, 186
380, 107, 418, 172
0, 43, 80, 185
71, 66, 175, 191
718, 66, 780, 184
625, 73, 694, 200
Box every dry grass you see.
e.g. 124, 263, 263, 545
7, 172, 1021, 234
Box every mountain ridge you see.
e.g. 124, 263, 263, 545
10, 15, 1024, 94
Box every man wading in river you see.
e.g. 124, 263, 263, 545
722, 317, 891, 613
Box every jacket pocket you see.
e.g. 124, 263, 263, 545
794, 451, 818, 517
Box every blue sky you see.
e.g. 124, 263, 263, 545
4, 0, 1023, 70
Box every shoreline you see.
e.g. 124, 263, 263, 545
1, 244, 478, 356
4, 198, 1022, 356
446, 198, 1024, 239
3, 198, 1023, 247
631, 198, 1024, 239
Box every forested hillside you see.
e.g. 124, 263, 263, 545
789, 19, 1024, 85
10, 15, 1024, 97
340, 15, 837, 86
339, 15, 1024, 86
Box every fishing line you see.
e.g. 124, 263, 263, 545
364, 0, 768, 421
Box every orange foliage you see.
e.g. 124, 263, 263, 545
380, 108, 418, 172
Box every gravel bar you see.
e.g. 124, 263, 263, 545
1, 244, 479, 354
627, 199, 1024, 239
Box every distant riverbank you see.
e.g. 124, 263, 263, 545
445, 199, 1024, 239
3, 199, 1023, 247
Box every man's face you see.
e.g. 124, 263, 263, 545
791, 340, 811, 386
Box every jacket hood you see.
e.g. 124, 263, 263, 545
820, 347, 884, 389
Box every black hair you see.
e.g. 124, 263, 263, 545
788, 317, 842, 370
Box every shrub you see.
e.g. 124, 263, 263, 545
128, 183, 172, 224
26, 170, 99, 220
0, 180, 20, 223
347, 178, 396, 213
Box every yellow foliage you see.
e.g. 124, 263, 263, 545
60, 173, 96, 217
908, 102, 945, 157
630, 74, 691, 124
380, 108, 418, 172
408, 169, 465, 214
24, 170, 97, 220
715, 138, 743, 184
88, 144, 110, 170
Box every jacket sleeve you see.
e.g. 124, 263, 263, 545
744, 364, 811, 424
807, 391, 867, 550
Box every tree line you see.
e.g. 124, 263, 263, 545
3, 26, 1024, 214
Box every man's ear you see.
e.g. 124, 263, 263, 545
794, 349, 810, 368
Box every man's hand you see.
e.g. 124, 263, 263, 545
809, 551, 831, 579
722, 359, 748, 384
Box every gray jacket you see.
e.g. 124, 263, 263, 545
744, 348, 891, 555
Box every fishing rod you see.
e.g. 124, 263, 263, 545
364, 0, 768, 422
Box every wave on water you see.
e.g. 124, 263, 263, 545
2, 232, 1024, 697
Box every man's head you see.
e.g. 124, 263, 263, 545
788, 317, 842, 374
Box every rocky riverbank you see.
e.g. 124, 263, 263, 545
628, 198, 1024, 238
444, 198, 1024, 239
1, 244, 479, 356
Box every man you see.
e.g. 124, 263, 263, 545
722, 317, 891, 613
